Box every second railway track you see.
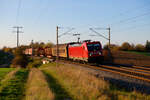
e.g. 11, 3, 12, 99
59, 59, 150, 83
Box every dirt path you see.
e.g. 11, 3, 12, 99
24, 68, 54, 100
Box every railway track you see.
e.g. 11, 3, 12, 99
132, 66, 150, 71
59, 60, 150, 83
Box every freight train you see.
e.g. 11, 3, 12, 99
25, 40, 103, 63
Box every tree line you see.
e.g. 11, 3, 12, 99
1, 42, 54, 68
2, 42, 54, 54
104, 40, 150, 52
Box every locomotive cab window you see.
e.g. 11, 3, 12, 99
87, 43, 101, 51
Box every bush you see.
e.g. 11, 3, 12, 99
103, 44, 109, 50
129, 43, 135, 51
135, 44, 145, 52
110, 44, 120, 51
120, 42, 131, 51
11, 48, 29, 68
27, 59, 42, 69
103, 44, 121, 51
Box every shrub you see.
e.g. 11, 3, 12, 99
27, 59, 42, 69
120, 42, 131, 51
110, 44, 120, 51
128, 43, 135, 51
104, 44, 120, 51
11, 55, 28, 68
135, 44, 145, 52
103, 44, 109, 50
11, 48, 29, 68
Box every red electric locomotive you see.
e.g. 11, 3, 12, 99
68, 40, 103, 63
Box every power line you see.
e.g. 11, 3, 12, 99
113, 23, 150, 33
111, 10, 150, 26
89, 27, 111, 47
58, 28, 75, 38
32, 0, 49, 25
111, 3, 150, 19
16, 0, 22, 24
99, 3, 150, 25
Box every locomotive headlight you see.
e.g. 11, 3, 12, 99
89, 52, 93, 56
98, 52, 101, 55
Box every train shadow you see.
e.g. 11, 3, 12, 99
43, 71, 74, 100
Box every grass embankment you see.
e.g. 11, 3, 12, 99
0, 68, 14, 82
0, 69, 29, 100
25, 68, 54, 100
40, 62, 150, 100
40, 63, 109, 100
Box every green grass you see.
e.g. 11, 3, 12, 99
43, 70, 74, 100
40, 63, 109, 100
126, 51, 150, 56
0, 69, 29, 100
0, 68, 14, 82
40, 63, 150, 100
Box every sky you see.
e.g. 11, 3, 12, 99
0, 0, 150, 48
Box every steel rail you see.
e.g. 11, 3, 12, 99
100, 65, 150, 76
132, 66, 150, 71
59, 60, 150, 83
88, 65, 150, 83
121, 66, 150, 74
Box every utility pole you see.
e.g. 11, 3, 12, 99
108, 27, 111, 47
56, 26, 59, 67
13, 26, 23, 47
89, 27, 111, 48
31, 40, 34, 59
55, 26, 74, 67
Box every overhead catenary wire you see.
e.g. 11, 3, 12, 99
111, 10, 150, 33
110, 10, 150, 27
110, 3, 150, 20
113, 22, 150, 33
16, 0, 22, 24
58, 28, 75, 38
32, 0, 49, 25
98, 3, 150, 26
89, 28, 109, 40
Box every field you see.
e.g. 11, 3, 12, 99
0, 63, 150, 100
0, 68, 14, 82
103, 50, 150, 67
126, 51, 150, 56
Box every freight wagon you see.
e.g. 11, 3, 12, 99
51, 44, 68, 58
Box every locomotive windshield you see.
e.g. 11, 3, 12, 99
87, 43, 101, 51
